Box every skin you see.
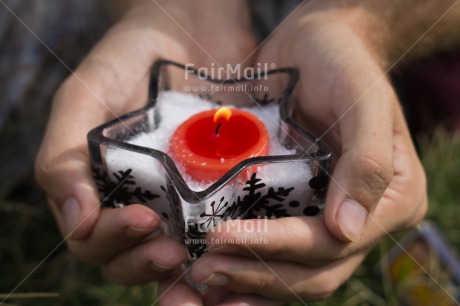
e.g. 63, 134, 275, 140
35, 0, 460, 304
35, 0, 254, 287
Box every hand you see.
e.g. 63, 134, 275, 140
167, 2, 428, 304
35, 0, 255, 287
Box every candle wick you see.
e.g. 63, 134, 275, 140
215, 122, 222, 136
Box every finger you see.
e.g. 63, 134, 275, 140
362, 104, 427, 234
206, 218, 352, 266
67, 204, 160, 263
202, 287, 231, 305
160, 274, 282, 306
158, 272, 203, 306
322, 64, 396, 242
103, 235, 188, 285
201, 278, 285, 305
34, 15, 165, 240
191, 252, 366, 302
215, 293, 286, 306
38, 154, 100, 240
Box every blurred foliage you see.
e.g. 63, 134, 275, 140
419, 129, 460, 247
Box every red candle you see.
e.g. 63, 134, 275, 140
169, 107, 269, 182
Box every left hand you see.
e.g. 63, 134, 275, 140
158, 1, 428, 304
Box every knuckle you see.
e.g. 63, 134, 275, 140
252, 275, 274, 294
34, 154, 53, 189
34, 137, 54, 182
356, 153, 393, 195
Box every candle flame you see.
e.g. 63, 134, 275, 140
213, 107, 232, 123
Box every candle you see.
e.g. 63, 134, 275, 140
169, 107, 269, 182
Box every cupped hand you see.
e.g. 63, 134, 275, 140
35, 0, 429, 303
177, 2, 428, 304
35, 0, 255, 286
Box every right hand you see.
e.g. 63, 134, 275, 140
35, 0, 255, 285
162, 1, 429, 304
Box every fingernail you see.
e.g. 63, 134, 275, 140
150, 261, 176, 272
199, 273, 229, 286
125, 213, 161, 238
336, 199, 368, 242
125, 227, 156, 238
61, 198, 81, 235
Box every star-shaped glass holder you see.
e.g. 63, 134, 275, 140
87, 59, 332, 266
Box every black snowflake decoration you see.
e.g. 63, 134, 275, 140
184, 222, 208, 259
227, 173, 293, 219
184, 173, 296, 258
200, 197, 229, 229
92, 167, 159, 207
197, 173, 295, 236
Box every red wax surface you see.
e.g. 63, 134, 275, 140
169, 108, 269, 182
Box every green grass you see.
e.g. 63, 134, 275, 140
1, 129, 459, 306
420, 129, 460, 246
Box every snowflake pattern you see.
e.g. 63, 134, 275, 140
93, 166, 328, 259
184, 223, 208, 260
200, 197, 229, 229
92, 167, 159, 207
186, 173, 297, 258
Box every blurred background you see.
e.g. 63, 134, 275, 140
1, 1, 459, 305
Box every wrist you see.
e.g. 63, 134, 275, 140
304, 0, 460, 68
296, 1, 391, 68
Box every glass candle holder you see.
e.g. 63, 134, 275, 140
87, 60, 332, 263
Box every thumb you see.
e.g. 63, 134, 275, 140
323, 80, 395, 242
